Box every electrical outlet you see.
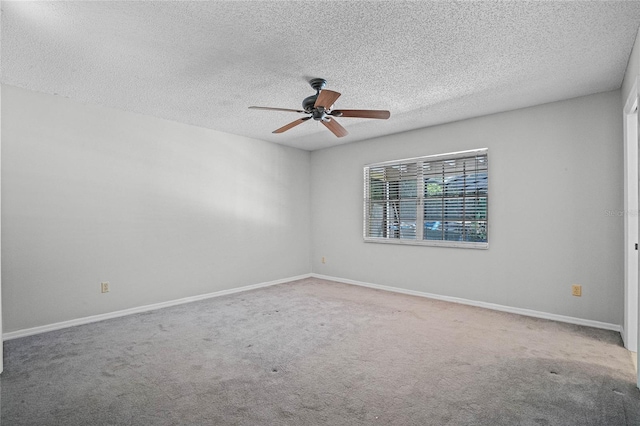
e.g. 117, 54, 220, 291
322, 256, 326, 264
101, 282, 110, 293
571, 284, 582, 297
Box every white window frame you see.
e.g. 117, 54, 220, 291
363, 148, 488, 249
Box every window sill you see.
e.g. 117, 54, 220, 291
363, 237, 489, 250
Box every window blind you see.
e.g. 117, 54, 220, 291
364, 149, 488, 249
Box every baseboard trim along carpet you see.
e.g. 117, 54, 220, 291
4, 272, 619, 341
311, 273, 621, 332
2, 273, 312, 341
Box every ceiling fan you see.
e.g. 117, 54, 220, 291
249, 78, 390, 138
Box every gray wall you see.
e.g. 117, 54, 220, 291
310, 90, 623, 325
1, 85, 625, 332
1, 85, 311, 332
623, 29, 640, 105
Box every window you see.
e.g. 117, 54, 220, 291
364, 149, 488, 249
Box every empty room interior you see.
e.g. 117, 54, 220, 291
3, 1, 640, 425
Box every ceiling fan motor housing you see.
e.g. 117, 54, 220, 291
302, 78, 329, 113
302, 95, 317, 112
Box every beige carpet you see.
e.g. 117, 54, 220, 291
2, 277, 639, 425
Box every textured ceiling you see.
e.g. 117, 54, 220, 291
2, 1, 640, 151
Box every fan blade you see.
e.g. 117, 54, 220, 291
273, 117, 312, 134
322, 117, 348, 138
315, 89, 341, 109
330, 109, 390, 119
249, 106, 307, 114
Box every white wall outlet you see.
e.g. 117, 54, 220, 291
101, 282, 110, 293
322, 256, 326, 264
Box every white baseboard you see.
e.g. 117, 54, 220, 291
310, 273, 621, 332
622, 325, 631, 350
3, 273, 312, 341
5, 272, 621, 341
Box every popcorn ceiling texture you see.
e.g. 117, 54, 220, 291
2, 1, 640, 151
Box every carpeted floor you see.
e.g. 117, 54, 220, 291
2, 277, 639, 425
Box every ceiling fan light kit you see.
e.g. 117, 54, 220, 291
249, 78, 390, 138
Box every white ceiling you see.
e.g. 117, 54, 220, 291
2, 1, 640, 151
